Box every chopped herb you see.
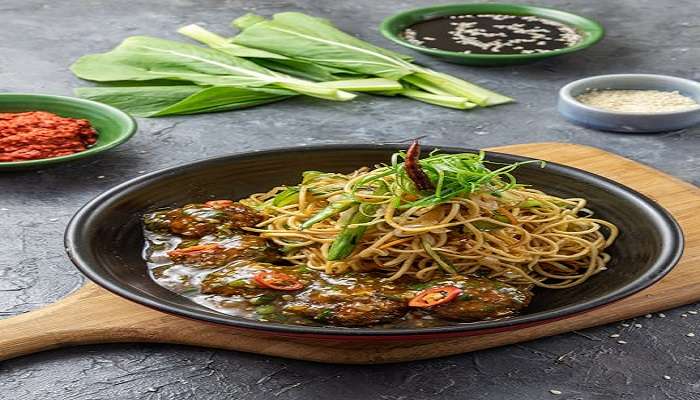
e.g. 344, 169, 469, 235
295, 265, 311, 273
179, 239, 200, 248
272, 187, 300, 207
250, 294, 277, 305
519, 199, 542, 208
408, 281, 435, 291
227, 279, 248, 287
255, 305, 277, 315
179, 287, 200, 295
314, 309, 334, 321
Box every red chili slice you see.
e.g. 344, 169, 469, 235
254, 271, 304, 291
408, 286, 462, 308
204, 200, 235, 209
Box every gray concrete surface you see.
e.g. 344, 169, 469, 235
1, 0, 699, 399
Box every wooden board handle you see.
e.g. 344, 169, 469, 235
0, 284, 156, 360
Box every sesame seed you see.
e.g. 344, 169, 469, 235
617, 340, 628, 344
621, 323, 630, 327
97, 175, 105, 179
645, 314, 653, 319
634, 323, 643, 328
682, 314, 688, 318
549, 390, 562, 395
659, 313, 666, 318
663, 375, 671, 380
49, 218, 58, 222
687, 333, 695, 337
610, 334, 620, 338
688, 311, 698, 315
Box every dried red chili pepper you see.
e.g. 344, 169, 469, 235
404, 140, 434, 191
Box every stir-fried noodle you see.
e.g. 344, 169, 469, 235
241, 149, 618, 289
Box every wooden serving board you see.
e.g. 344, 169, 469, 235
2, 143, 699, 364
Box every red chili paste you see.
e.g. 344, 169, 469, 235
0, 111, 98, 162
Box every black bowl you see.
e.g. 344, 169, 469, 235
65, 145, 683, 339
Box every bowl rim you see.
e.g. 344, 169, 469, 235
64, 144, 684, 337
379, 2, 605, 61
0, 93, 137, 169
559, 73, 700, 117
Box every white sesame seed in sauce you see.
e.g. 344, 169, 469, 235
687, 333, 696, 337
610, 333, 620, 338
400, 14, 582, 55
617, 340, 628, 344
663, 375, 671, 380
688, 310, 698, 315
549, 390, 562, 395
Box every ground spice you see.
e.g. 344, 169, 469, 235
575, 89, 699, 113
0, 111, 97, 162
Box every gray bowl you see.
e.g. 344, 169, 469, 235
558, 74, 700, 133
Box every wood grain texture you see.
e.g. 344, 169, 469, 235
1, 142, 698, 364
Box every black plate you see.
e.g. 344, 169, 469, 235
65, 145, 684, 338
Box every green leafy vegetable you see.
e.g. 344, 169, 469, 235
71, 36, 355, 101
71, 12, 514, 116
75, 85, 293, 117
179, 24, 352, 82
388, 89, 476, 110
178, 24, 402, 92
232, 12, 512, 106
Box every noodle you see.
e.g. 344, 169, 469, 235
239, 154, 619, 290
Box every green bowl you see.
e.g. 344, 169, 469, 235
380, 3, 605, 66
0, 93, 137, 170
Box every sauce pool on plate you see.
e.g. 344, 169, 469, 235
401, 14, 582, 55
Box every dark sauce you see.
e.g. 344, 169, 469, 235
142, 202, 532, 329
401, 14, 582, 55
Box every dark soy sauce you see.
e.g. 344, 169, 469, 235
401, 14, 582, 55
